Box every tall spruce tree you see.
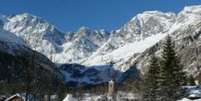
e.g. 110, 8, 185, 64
187, 75, 196, 86
143, 55, 160, 101
159, 35, 187, 101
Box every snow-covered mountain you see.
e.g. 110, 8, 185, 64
3, 14, 110, 64
3, 13, 67, 61
81, 10, 175, 71
2, 5, 201, 79
135, 5, 201, 76
84, 5, 201, 76
1, 11, 174, 71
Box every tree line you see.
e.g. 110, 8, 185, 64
142, 35, 195, 101
0, 49, 66, 101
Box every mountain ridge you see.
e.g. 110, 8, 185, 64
1, 5, 201, 77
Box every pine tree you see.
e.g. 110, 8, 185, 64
187, 75, 196, 86
159, 35, 187, 101
143, 55, 160, 101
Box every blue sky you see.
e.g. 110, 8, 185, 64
0, 0, 201, 31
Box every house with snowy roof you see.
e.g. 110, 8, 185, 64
5, 94, 24, 101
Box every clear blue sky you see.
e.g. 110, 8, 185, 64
0, 0, 201, 31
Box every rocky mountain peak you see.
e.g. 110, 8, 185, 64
182, 5, 201, 14
2, 5, 201, 85
2, 5, 201, 74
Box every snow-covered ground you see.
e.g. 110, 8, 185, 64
179, 98, 201, 101
62, 86, 201, 101
62, 92, 140, 101
63, 94, 78, 101
178, 86, 201, 101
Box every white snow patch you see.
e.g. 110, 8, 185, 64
63, 94, 78, 101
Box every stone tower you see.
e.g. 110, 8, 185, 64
108, 80, 114, 96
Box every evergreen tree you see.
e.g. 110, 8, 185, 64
187, 75, 196, 86
159, 35, 187, 101
143, 55, 160, 101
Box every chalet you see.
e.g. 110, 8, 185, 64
5, 94, 24, 101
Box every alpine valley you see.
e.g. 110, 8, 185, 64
2, 5, 201, 86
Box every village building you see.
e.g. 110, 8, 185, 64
5, 94, 24, 101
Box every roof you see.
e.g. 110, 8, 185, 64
5, 94, 24, 101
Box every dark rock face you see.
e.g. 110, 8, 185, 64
59, 64, 126, 86
0, 40, 64, 93
118, 65, 140, 83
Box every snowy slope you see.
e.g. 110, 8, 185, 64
83, 33, 167, 71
